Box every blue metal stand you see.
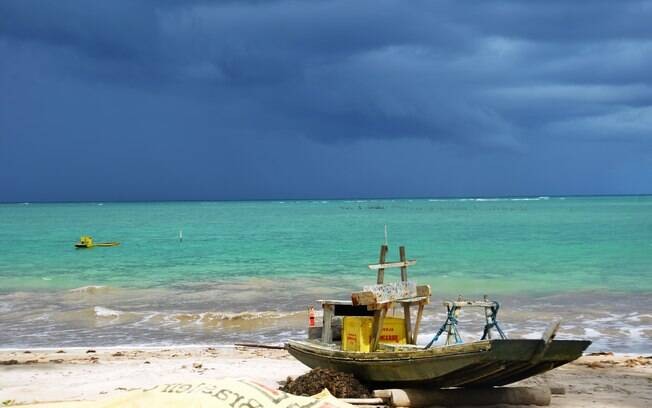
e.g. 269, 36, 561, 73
425, 298, 507, 349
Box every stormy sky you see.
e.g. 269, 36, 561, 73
1, 0, 651, 201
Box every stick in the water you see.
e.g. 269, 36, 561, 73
179, 230, 183, 242
234, 343, 286, 350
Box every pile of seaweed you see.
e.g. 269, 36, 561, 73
280, 368, 370, 398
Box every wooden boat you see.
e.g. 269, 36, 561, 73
287, 245, 591, 387
75, 236, 120, 248
287, 338, 590, 387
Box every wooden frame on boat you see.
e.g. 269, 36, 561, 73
322, 245, 431, 351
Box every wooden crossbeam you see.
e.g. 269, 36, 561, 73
444, 300, 497, 308
352, 285, 431, 306
368, 260, 416, 270
365, 297, 430, 311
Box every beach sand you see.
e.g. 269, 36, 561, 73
1, 347, 650, 407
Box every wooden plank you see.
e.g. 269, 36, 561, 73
351, 291, 376, 306
530, 320, 561, 363
368, 260, 416, 270
364, 296, 430, 310
399, 246, 408, 282
372, 390, 392, 399
541, 320, 561, 344
318, 299, 353, 306
322, 304, 334, 343
353, 282, 417, 306
444, 300, 497, 308
338, 398, 386, 404
370, 306, 388, 352
412, 302, 425, 344
416, 284, 431, 297
342, 405, 387, 408
376, 245, 388, 284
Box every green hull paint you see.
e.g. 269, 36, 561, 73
286, 339, 590, 387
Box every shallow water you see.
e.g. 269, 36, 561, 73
1, 197, 651, 351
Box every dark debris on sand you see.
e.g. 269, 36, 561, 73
280, 368, 370, 398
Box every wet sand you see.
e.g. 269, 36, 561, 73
0, 347, 650, 407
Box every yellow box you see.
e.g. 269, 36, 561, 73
342, 316, 407, 352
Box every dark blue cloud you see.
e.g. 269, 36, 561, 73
1, 1, 651, 201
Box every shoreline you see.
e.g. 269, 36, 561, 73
1, 347, 650, 407
0, 344, 649, 357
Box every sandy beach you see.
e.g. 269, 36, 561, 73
1, 346, 650, 407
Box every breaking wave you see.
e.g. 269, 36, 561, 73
69, 285, 113, 294
93, 306, 124, 318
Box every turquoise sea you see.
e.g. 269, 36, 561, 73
1, 196, 651, 351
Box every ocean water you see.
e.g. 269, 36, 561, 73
1, 196, 651, 352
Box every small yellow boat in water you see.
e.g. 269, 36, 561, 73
75, 236, 120, 249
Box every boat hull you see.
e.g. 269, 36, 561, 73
286, 339, 590, 387
74, 242, 120, 248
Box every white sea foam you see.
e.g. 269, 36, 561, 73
584, 327, 603, 337
169, 310, 303, 323
93, 306, 123, 318
69, 285, 110, 294
0, 303, 12, 313
455, 196, 551, 202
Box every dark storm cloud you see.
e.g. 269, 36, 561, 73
1, 1, 651, 201
4, 0, 650, 146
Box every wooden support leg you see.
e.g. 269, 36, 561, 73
398, 246, 413, 343
412, 302, 425, 345
322, 304, 334, 344
403, 304, 413, 344
371, 306, 388, 351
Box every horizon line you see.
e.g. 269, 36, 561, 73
2, 192, 651, 205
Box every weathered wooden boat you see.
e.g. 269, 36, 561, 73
287, 338, 590, 388
287, 245, 591, 387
